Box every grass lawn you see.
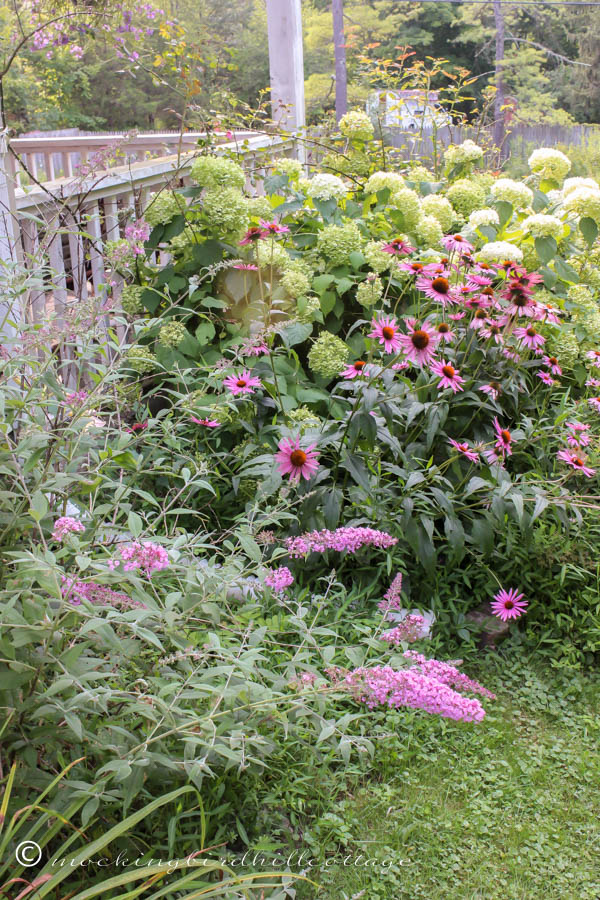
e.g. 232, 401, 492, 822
296, 654, 600, 900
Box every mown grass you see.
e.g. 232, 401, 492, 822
296, 654, 600, 900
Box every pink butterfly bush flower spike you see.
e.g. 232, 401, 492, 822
491, 587, 528, 622
276, 436, 320, 483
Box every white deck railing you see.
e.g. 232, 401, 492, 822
0, 131, 298, 336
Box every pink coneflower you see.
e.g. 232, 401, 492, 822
442, 233, 473, 254
448, 438, 479, 463
586, 349, 600, 367
190, 416, 220, 427
566, 422, 590, 448
223, 369, 262, 396
503, 287, 537, 317
275, 435, 320, 483
449, 311, 466, 321
431, 360, 465, 393
383, 237, 415, 256
542, 355, 562, 376
537, 371, 555, 386
588, 397, 600, 413
502, 348, 521, 363
557, 449, 596, 478
480, 321, 504, 344
239, 226, 264, 246
415, 274, 458, 307
494, 417, 513, 457
491, 587, 528, 622
586, 378, 600, 388
480, 382, 502, 401
514, 325, 545, 351
535, 304, 561, 325
470, 309, 490, 331
397, 321, 440, 366
259, 219, 290, 237
341, 360, 368, 379
467, 274, 493, 288
233, 263, 259, 271
369, 315, 403, 353
398, 260, 426, 275
436, 322, 456, 343
392, 360, 411, 372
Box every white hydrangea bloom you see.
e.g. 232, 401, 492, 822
306, 173, 348, 202
468, 208, 500, 229
521, 213, 564, 239
528, 148, 571, 182
272, 157, 304, 181
476, 241, 523, 263
563, 186, 600, 224
563, 176, 600, 198
364, 171, 405, 194
444, 139, 484, 166
490, 178, 534, 209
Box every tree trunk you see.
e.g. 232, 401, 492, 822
493, 0, 505, 152
332, 0, 347, 123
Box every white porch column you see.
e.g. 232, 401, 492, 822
265, 0, 305, 133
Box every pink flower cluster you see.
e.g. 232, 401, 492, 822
124, 220, 151, 255
403, 651, 496, 698
285, 527, 398, 558
61, 577, 145, 610
264, 565, 294, 594
108, 541, 169, 576
52, 517, 85, 541
342, 657, 492, 723
378, 573, 403, 612
289, 672, 317, 690
380, 615, 425, 645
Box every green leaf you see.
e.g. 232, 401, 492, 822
320, 291, 336, 316
349, 251, 366, 270
195, 321, 216, 346
341, 452, 372, 493
313, 198, 337, 221
29, 491, 48, 522
128, 511, 143, 538
191, 238, 223, 267
495, 201, 513, 229
281, 322, 312, 348
312, 274, 335, 294
580, 216, 598, 249
554, 256, 579, 283
535, 236, 557, 264
335, 277, 354, 295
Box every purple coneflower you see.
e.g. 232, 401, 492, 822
341, 360, 368, 379
369, 315, 403, 354
557, 449, 596, 478
397, 321, 440, 367
494, 417, 513, 457
542, 355, 562, 376
275, 436, 320, 483
431, 360, 465, 394
448, 438, 479, 463
491, 587, 528, 621
442, 233, 473, 254
223, 369, 262, 396
514, 325, 546, 352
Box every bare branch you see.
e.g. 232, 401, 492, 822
506, 33, 591, 67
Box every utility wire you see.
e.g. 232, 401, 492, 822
406, 1, 600, 6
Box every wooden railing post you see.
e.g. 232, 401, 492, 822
0, 119, 21, 341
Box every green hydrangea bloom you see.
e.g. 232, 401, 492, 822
255, 241, 290, 270
420, 195, 453, 232
364, 171, 405, 195
356, 276, 384, 307
121, 284, 145, 317
247, 196, 273, 220
521, 214, 564, 239
528, 148, 571, 183
288, 405, 321, 431
125, 346, 157, 374
281, 267, 311, 298
364, 240, 392, 274
202, 187, 250, 239
446, 179, 486, 217
316, 222, 362, 266
490, 178, 533, 209
308, 332, 350, 378
190, 155, 246, 191
322, 151, 370, 178
272, 157, 304, 181
563, 187, 600, 225
568, 284, 595, 309
295, 295, 321, 324
339, 110, 375, 141
413, 214, 443, 248
145, 191, 187, 227
546, 330, 579, 371
444, 139, 484, 167
406, 164, 434, 183
238, 478, 258, 501
159, 320, 188, 348
389, 188, 421, 230
169, 225, 203, 255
